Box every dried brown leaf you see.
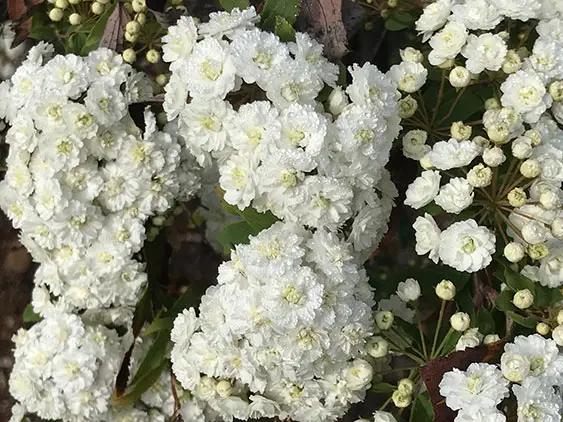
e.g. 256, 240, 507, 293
100, 2, 129, 52
300, 0, 348, 59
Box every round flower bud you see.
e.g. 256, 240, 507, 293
511, 136, 533, 159
536, 322, 550, 335
328, 87, 349, 116
55, 0, 68, 8
450, 121, 472, 140
524, 129, 542, 147
375, 311, 394, 330
552, 218, 563, 239
507, 187, 527, 207
68, 0, 81, 4
373, 411, 397, 422
147, 226, 160, 241
483, 147, 506, 167
521, 220, 548, 245
450, 312, 471, 332
48, 7, 64, 21
520, 159, 541, 178
539, 190, 561, 210
125, 32, 139, 43
557, 309, 563, 325
548, 81, 563, 102
487, 123, 509, 144
435, 279, 456, 301
552, 325, 563, 346
155, 74, 168, 86
122, 48, 136, 64
467, 164, 492, 187
419, 153, 434, 170
398, 95, 417, 119
126, 20, 141, 35
216, 380, 232, 397
68, 12, 82, 25
527, 243, 549, 260
388, 0, 398, 8
135, 12, 146, 25
156, 111, 168, 126
449, 66, 471, 88
502, 50, 522, 74
501, 353, 531, 382
504, 242, 525, 263
497, 31, 509, 41
483, 333, 500, 344
366, 336, 389, 358
132, 0, 146, 12
146, 49, 161, 63
402, 130, 429, 161
513, 289, 534, 309
91, 2, 105, 14
397, 278, 421, 302
485, 97, 501, 110
437, 58, 455, 69
400, 47, 423, 63
472, 135, 490, 149
346, 359, 373, 390
392, 390, 412, 408
397, 378, 415, 396
197, 376, 217, 399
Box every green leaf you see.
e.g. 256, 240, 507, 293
413, 391, 434, 422
219, 0, 249, 12
534, 285, 563, 309
219, 221, 261, 253
420, 202, 443, 216
475, 308, 495, 335
29, 6, 57, 41
503, 266, 536, 293
239, 208, 278, 232
130, 330, 171, 386
274, 16, 296, 42
23, 304, 42, 324
80, 2, 116, 55
143, 316, 175, 336
384, 11, 416, 31
507, 311, 537, 329
260, 0, 300, 32
113, 359, 169, 406
371, 382, 396, 393
495, 289, 516, 312
67, 32, 88, 55
438, 330, 462, 357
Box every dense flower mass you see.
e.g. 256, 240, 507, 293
170, 222, 377, 422
162, 7, 400, 258
0, 44, 200, 315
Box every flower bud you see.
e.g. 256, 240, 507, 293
450, 312, 470, 332
524, 129, 542, 146
366, 336, 389, 358
437, 58, 455, 69
48, 7, 64, 21
375, 311, 394, 330
216, 380, 232, 397
397, 378, 414, 396
122, 48, 136, 64
135, 12, 146, 25
125, 32, 139, 43
398, 95, 417, 119
552, 325, 563, 346
449, 66, 471, 88
146, 226, 160, 241
507, 188, 527, 207
328, 87, 349, 116
397, 278, 421, 302
472, 135, 490, 149
155, 74, 168, 86
539, 190, 561, 210
483, 333, 500, 344
68, 12, 82, 25
513, 289, 534, 309
388, 0, 398, 8
501, 353, 531, 382
146, 49, 161, 63
520, 159, 541, 178
549, 81, 563, 101
511, 136, 533, 159
455, 328, 483, 351
402, 130, 429, 160
502, 50, 522, 74
527, 243, 549, 260
435, 279, 456, 300
485, 97, 501, 110
552, 218, 563, 239
400, 47, 423, 63
504, 242, 525, 263
483, 147, 506, 167
346, 359, 373, 390
126, 20, 141, 35
419, 153, 434, 170
536, 322, 550, 335
392, 390, 412, 408
91, 1, 105, 14
373, 411, 398, 422
557, 309, 563, 325
451, 121, 472, 140
132, 0, 146, 12
197, 376, 217, 399
55, 0, 68, 8
487, 123, 509, 144
521, 220, 548, 244
467, 164, 492, 187
68, 0, 81, 4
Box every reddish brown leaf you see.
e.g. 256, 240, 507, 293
8, 0, 44, 45
420, 339, 508, 422
299, 0, 348, 59
100, 2, 130, 52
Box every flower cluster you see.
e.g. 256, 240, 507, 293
161, 6, 400, 258
440, 334, 563, 421
0, 44, 200, 315
170, 222, 377, 422
399, 1, 563, 276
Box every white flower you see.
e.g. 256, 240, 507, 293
455, 328, 483, 351
428, 22, 468, 66
415, 0, 452, 41
219, 152, 259, 209
513, 377, 562, 422
413, 213, 441, 263
396, 278, 421, 302
504, 334, 562, 382
428, 139, 481, 170
372, 410, 397, 422
388, 61, 428, 93
198, 6, 259, 39
404, 170, 441, 209
482, 147, 506, 167
439, 363, 509, 411
462, 34, 507, 74
454, 409, 506, 422
439, 220, 496, 272
500, 70, 552, 123
162, 16, 198, 63
450, 0, 502, 31
400, 47, 423, 63
500, 352, 531, 382
449, 66, 472, 88
467, 164, 493, 187
490, 0, 542, 21
435, 177, 474, 214
402, 129, 430, 160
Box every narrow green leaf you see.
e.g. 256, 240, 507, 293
414, 391, 434, 422
113, 359, 169, 406
143, 316, 175, 337
495, 289, 516, 312
239, 207, 278, 232
438, 330, 462, 357
274, 16, 296, 42
260, 0, 300, 32
384, 19, 409, 31
130, 330, 171, 386
23, 304, 42, 324
507, 311, 537, 329
219, 0, 249, 11
219, 220, 261, 253
81, 1, 116, 55
371, 382, 395, 393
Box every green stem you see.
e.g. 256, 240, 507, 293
434, 327, 454, 358
414, 302, 428, 360
431, 300, 446, 358
379, 396, 393, 411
